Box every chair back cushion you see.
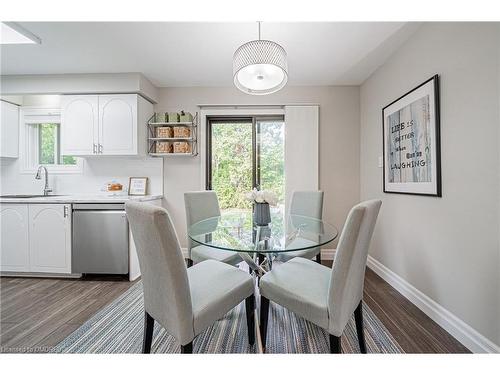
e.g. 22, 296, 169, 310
327, 199, 381, 336
125, 201, 194, 343
184, 191, 221, 251
289, 190, 324, 219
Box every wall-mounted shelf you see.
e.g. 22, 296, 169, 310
148, 122, 196, 127
148, 137, 194, 142
147, 112, 198, 157
148, 153, 198, 157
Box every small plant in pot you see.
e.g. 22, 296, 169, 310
245, 188, 278, 226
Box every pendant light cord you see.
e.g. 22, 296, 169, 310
258, 21, 261, 40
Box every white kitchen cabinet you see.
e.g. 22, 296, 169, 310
60, 95, 98, 156
61, 94, 151, 156
99, 94, 137, 155
28, 204, 72, 274
0, 204, 30, 272
0, 100, 20, 158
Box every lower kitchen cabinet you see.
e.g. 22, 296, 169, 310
0, 203, 72, 274
29, 204, 72, 274
0, 204, 30, 272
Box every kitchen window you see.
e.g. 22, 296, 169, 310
21, 108, 83, 174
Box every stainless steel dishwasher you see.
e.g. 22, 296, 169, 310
72, 203, 129, 275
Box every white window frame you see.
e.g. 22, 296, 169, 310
20, 107, 84, 174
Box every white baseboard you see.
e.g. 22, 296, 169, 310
367, 255, 500, 353
321, 248, 335, 260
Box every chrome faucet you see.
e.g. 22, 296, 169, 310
35, 166, 52, 196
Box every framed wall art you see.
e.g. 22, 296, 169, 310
382, 75, 441, 197
128, 177, 148, 196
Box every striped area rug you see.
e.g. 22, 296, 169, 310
53, 281, 403, 354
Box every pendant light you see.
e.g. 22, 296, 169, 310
233, 22, 288, 95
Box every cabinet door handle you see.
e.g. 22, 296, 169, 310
63, 205, 68, 218
99, 144, 103, 154
93, 143, 97, 154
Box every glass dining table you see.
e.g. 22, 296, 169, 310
188, 209, 338, 274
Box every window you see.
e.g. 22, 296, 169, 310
206, 116, 285, 213
21, 109, 83, 174
38, 123, 77, 165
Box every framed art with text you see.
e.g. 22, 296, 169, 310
382, 75, 441, 197
128, 177, 148, 196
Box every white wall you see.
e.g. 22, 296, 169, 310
360, 23, 500, 349
0, 157, 163, 196
155, 86, 360, 247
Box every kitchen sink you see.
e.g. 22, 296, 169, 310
0, 194, 62, 198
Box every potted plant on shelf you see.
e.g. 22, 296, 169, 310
245, 188, 278, 226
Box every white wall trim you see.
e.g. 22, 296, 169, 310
321, 248, 335, 260
367, 255, 500, 353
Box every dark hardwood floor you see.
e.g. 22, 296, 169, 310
0, 263, 469, 353
363, 268, 469, 353
0, 275, 133, 352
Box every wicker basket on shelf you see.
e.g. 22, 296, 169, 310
156, 127, 173, 138
173, 142, 191, 154
173, 126, 191, 138
156, 141, 173, 153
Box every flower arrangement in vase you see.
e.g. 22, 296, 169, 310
245, 188, 278, 226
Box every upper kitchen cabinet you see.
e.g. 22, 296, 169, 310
0, 100, 20, 158
60, 95, 98, 155
61, 94, 153, 156
99, 95, 137, 155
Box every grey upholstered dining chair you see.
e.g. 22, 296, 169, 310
184, 191, 241, 267
259, 199, 382, 354
125, 201, 255, 353
279, 190, 324, 263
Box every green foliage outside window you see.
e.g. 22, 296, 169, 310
211, 121, 284, 210
258, 121, 285, 206
212, 123, 253, 210
39, 123, 76, 165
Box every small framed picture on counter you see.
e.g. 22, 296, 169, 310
128, 177, 148, 196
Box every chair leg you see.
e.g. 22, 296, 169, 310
181, 342, 193, 354
142, 311, 154, 354
315, 252, 322, 264
260, 296, 270, 351
187, 258, 193, 268
354, 300, 367, 353
329, 334, 341, 353
245, 295, 255, 346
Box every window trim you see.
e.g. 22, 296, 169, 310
20, 107, 84, 174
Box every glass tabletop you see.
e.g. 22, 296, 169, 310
188, 210, 338, 254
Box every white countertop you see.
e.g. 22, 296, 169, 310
0, 194, 163, 204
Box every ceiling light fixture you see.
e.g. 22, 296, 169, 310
1, 22, 41, 45
233, 22, 288, 95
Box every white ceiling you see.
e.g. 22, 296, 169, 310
0, 22, 420, 87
